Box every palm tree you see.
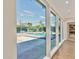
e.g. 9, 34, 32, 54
27, 23, 32, 32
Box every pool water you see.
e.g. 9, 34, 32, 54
17, 39, 46, 59
17, 38, 56, 59
32, 33, 46, 37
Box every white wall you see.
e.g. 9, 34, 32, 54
3, 0, 17, 59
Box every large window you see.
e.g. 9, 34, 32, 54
16, 0, 64, 58
16, 0, 46, 59
50, 12, 56, 49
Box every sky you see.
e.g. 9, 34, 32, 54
16, 0, 56, 26
16, 0, 45, 25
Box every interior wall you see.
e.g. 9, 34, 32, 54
3, 0, 17, 59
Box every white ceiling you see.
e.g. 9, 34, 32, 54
46, 0, 75, 19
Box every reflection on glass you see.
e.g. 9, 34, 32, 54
59, 19, 61, 43
50, 12, 56, 49
16, 0, 46, 59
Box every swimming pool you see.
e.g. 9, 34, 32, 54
17, 38, 56, 59
32, 33, 46, 37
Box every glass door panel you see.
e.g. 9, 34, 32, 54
62, 22, 64, 40
50, 12, 56, 49
58, 19, 61, 43
16, 0, 46, 59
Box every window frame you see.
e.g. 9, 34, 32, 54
50, 11, 57, 49
15, 0, 65, 59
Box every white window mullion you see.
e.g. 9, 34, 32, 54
56, 16, 59, 46
45, 7, 51, 57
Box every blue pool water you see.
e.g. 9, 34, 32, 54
30, 33, 46, 37
17, 38, 56, 59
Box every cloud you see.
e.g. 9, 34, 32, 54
17, 10, 34, 17
23, 10, 34, 16
24, 10, 32, 14
40, 16, 45, 19
16, 11, 25, 17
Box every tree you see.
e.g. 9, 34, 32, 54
39, 20, 44, 32
35, 25, 40, 32
27, 23, 32, 32
16, 25, 21, 33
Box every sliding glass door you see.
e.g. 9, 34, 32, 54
16, 0, 46, 59
16, 0, 64, 59
50, 12, 56, 49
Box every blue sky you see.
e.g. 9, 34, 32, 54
16, 0, 45, 25
16, 0, 56, 26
